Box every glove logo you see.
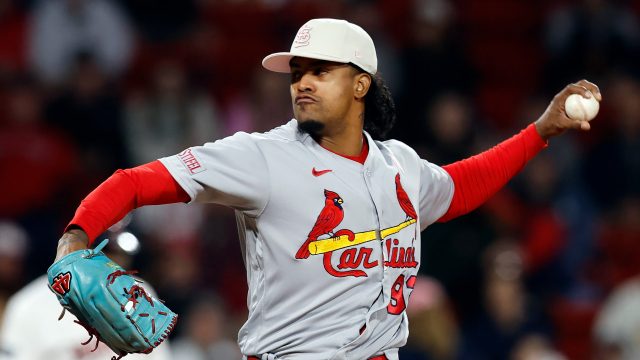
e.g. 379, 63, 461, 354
51, 272, 72, 296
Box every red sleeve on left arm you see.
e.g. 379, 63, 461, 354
438, 124, 547, 222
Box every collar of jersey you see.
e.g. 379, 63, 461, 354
319, 135, 369, 164
292, 119, 378, 168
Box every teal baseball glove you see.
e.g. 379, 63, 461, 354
47, 240, 177, 360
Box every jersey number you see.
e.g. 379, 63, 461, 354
386, 274, 416, 315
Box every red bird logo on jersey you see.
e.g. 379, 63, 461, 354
296, 189, 346, 259
395, 173, 417, 220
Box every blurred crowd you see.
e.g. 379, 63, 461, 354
0, 0, 639, 359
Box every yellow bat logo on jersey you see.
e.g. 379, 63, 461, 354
308, 218, 416, 254
299, 174, 419, 278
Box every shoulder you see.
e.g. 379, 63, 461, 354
377, 138, 417, 153
249, 119, 301, 144
375, 138, 421, 163
216, 120, 301, 150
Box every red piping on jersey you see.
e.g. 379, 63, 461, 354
438, 123, 547, 222
65, 160, 189, 245
320, 135, 369, 164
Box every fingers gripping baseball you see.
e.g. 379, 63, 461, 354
535, 79, 602, 139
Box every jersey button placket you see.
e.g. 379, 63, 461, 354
363, 167, 388, 284
362, 166, 383, 274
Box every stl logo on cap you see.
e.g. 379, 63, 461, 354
293, 25, 312, 48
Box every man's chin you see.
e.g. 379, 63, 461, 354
297, 119, 325, 138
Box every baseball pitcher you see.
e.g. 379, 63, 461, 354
50, 18, 601, 360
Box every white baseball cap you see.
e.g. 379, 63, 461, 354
262, 18, 378, 75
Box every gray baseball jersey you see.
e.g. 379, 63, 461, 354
159, 119, 454, 360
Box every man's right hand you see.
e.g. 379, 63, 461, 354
534, 79, 602, 140
54, 228, 89, 262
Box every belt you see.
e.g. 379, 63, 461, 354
247, 355, 388, 360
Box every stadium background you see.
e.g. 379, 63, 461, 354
0, 0, 639, 358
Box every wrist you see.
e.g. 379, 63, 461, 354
534, 120, 551, 140
55, 229, 89, 262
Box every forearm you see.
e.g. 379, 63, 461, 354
438, 124, 547, 222
64, 160, 189, 247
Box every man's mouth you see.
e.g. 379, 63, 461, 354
295, 95, 317, 105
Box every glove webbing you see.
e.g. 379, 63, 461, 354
57, 266, 174, 360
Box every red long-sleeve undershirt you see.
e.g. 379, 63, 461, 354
67, 124, 546, 245
66, 160, 190, 245
438, 123, 547, 222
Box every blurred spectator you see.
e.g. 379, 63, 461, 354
28, 0, 133, 85
543, 0, 640, 92
344, 0, 401, 92
148, 243, 202, 325
0, 222, 28, 323
182, 22, 225, 94
108, 45, 239, 331
594, 275, 640, 360
276, 0, 338, 32
45, 53, 128, 186
459, 240, 552, 360
420, 209, 497, 323
198, 0, 280, 96
171, 294, 241, 360
512, 95, 598, 299
510, 334, 567, 360
416, 92, 476, 163
584, 72, 640, 211
0, 234, 171, 360
401, 276, 459, 360
394, 0, 476, 145
417, 92, 495, 321
223, 69, 291, 135
117, 0, 198, 43
124, 58, 222, 165
591, 197, 640, 293
0, 74, 78, 219
0, 0, 28, 78
512, 153, 570, 297
130, 203, 206, 246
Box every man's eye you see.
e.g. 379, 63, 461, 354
314, 68, 328, 75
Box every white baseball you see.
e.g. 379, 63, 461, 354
564, 92, 600, 122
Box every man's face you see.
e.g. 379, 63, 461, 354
289, 57, 359, 136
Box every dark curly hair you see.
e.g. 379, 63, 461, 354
350, 64, 396, 140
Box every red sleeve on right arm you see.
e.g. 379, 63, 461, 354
66, 160, 189, 245
438, 124, 547, 222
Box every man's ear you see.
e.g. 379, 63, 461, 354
354, 73, 372, 99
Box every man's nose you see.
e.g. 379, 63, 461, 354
296, 72, 315, 92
